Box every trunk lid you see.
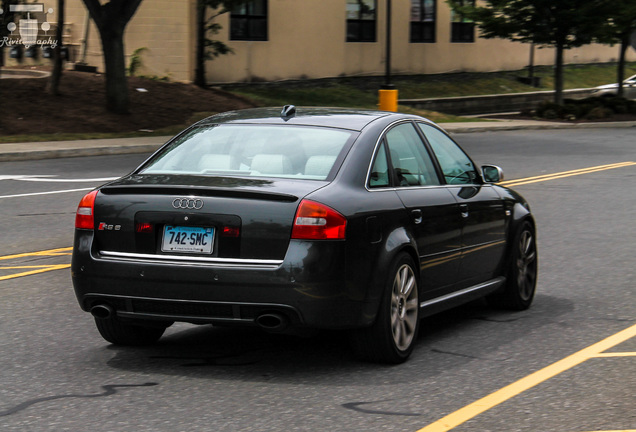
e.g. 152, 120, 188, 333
92, 174, 328, 260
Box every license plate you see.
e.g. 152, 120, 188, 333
161, 225, 214, 254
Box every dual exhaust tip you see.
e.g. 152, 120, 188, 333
90, 303, 289, 332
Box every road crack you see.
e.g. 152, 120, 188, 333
0, 383, 158, 417
342, 400, 422, 417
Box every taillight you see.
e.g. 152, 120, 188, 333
75, 190, 98, 229
291, 200, 346, 240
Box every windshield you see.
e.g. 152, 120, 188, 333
140, 124, 357, 180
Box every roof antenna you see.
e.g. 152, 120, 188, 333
281, 105, 296, 119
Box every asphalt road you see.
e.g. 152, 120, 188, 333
0, 128, 635, 432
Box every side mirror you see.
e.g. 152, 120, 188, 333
482, 165, 504, 183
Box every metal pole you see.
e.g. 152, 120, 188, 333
378, 0, 398, 111
385, 0, 392, 88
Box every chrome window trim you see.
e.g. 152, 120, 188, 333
99, 251, 283, 269
365, 119, 483, 192
365, 183, 494, 193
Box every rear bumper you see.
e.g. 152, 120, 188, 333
71, 230, 376, 329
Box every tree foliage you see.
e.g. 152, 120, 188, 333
594, 0, 636, 97
447, 0, 613, 105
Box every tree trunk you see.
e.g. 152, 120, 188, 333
617, 37, 629, 98
81, 0, 143, 114
554, 43, 565, 106
47, 0, 65, 96
194, 0, 207, 87
100, 28, 129, 114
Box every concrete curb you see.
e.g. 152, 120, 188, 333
0, 144, 165, 162
1, 121, 635, 162
445, 120, 636, 134
0, 136, 172, 162
0, 69, 51, 79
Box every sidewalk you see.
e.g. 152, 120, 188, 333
1, 119, 635, 162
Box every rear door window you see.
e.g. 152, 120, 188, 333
385, 123, 440, 187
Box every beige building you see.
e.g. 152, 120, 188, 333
6, 0, 635, 83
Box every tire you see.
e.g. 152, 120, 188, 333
489, 221, 538, 310
94, 317, 169, 346
351, 253, 420, 364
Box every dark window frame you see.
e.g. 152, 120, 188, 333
410, 0, 436, 43
346, 0, 377, 43
230, 0, 268, 41
450, 0, 475, 43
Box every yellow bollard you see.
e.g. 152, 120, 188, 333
378, 88, 398, 112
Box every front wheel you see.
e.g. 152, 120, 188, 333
489, 221, 538, 310
94, 316, 170, 346
351, 253, 420, 364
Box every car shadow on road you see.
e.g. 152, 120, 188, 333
101, 293, 573, 384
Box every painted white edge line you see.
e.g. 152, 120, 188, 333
0, 187, 94, 199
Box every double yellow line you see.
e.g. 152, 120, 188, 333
0, 247, 72, 281
500, 162, 636, 188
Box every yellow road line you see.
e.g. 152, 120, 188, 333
592, 352, 636, 358
416, 323, 636, 432
1, 265, 65, 269
0, 247, 73, 261
500, 162, 636, 187
0, 264, 71, 281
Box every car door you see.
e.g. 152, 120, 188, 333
416, 123, 507, 287
373, 122, 464, 297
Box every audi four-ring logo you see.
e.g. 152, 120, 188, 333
172, 198, 204, 209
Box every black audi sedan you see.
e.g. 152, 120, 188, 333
72, 106, 537, 363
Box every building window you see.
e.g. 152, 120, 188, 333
346, 0, 376, 42
230, 0, 268, 41
451, 0, 474, 43
410, 0, 436, 43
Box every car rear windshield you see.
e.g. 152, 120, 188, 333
139, 124, 357, 180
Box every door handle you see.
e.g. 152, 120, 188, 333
459, 204, 469, 218
411, 209, 423, 224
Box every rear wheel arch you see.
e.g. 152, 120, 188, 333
357, 227, 420, 326
372, 227, 420, 291
351, 251, 421, 363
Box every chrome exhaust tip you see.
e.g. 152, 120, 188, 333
90, 304, 114, 319
255, 313, 289, 332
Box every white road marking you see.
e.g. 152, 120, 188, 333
0, 175, 118, 199
0, 175, 117, 182
0, 188, 93, 199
